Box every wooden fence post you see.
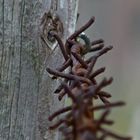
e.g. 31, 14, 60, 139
0, 0, 79, 140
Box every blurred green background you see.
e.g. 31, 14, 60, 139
76, 0, 140, 139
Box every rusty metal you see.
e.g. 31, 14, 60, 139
40, 11, 63, 50
46, 17, 132, 140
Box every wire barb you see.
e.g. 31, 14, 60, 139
46, 16, 131, 140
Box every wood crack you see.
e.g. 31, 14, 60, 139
0, 0, 5, 80
13, 0, 25, 139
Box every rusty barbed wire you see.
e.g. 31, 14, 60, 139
46, 17, 132, 140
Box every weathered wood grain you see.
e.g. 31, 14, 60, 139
0, 0, 79, 140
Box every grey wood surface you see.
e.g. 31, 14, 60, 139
0, 0, 79, 140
